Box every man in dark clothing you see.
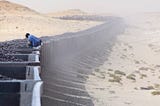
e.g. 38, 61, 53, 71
25, 33, 42, 47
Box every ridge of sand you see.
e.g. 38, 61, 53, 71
46, 9, 87, 17
0, 1, 102, 41
0, 0, 40, 16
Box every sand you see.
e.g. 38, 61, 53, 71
85, 13, 160, 106
2, 0, 160, 106
0, 1, 102, 42
46, 9, 87, 17
0, 1, 101, 61
41, 18, 125, 106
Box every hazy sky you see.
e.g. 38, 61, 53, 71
7, 0, 160, 14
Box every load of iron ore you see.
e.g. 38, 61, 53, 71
0, 39, 28, 62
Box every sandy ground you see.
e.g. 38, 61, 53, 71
3, 1, 160, 106
46, 9, 87, 17
85, 13, 160, 106
0, 1, 102, 42
0, 16, 101, 41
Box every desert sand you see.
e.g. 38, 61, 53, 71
0, 1, 102, 42
85, 13, 160, 106
46, 9, 87, 17
2, 0, 160, 106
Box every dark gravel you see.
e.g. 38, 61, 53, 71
0, 37, 46, 62
53, 15, 114, 22
0, 39, 28, 62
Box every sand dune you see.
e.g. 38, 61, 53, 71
2, 1, 160, 106
47, 9, 114, 22
0, 1, 101, 41
0, 0, 39, 16
46, 9, 87, 17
